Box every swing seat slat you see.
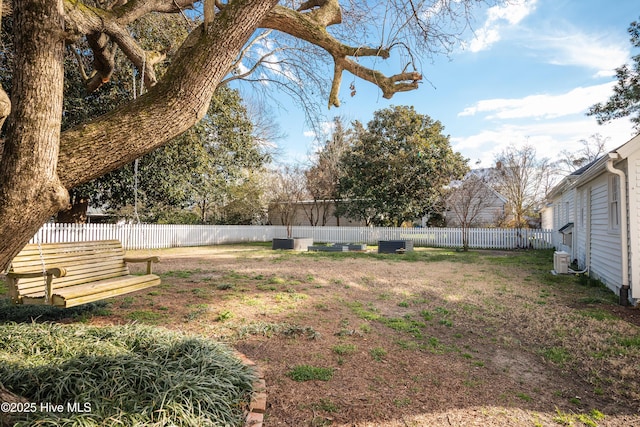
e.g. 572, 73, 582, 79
6, 240, 160, 308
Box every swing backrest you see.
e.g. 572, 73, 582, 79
8, 240, 130, 297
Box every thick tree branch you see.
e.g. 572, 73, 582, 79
204, 0, 215, 31
63, 1, 178, 92
296, 0, 342, 27
0, 0, 10, 132
58, 0, 281, 190
85, 32, 117, 92
65, 0, 419, 105
112, 0, 197, 23
261, 4, 421, 107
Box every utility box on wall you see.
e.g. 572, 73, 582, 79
554, 251, 570, 274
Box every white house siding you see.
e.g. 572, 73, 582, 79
546, 133, 640, 303
446, 191, 505, 227
540, 204, 553, 230
445, 188, 507, 227
586, 174, 623, 294
476, 204, 505, 226
551, 188, 576, 256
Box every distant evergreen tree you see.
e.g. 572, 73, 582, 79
337, 106, 468, 226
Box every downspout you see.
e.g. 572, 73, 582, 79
586, 188, 591, 278
606, 153, 630, 305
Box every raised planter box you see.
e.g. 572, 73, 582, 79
308, 245, 349, 252
335, 243, 367, 251
377, 240, 413, 254
272, 237, 313, 251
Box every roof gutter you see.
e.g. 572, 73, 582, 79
605, 153, 630, 305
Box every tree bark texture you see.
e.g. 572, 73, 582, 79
0, 0, 279, 269
0, 386, 29, 427
0, 0, 9, 132
0, 0, 68, 269
58, 0, 279, 189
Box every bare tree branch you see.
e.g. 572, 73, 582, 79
204, 0, 215, 30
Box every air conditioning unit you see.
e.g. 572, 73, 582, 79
554, 251, 570, 274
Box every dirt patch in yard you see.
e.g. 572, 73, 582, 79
7, 245, 640, 426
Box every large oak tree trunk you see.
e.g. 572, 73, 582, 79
0, 386, 29, 427
0, 0, 68, 269
0, 0, 280, 269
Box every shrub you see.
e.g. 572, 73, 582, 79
0, 323, 256, 426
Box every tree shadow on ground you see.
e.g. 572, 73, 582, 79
0, 298, 109, 323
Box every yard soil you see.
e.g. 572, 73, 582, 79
83, 246, 640, 426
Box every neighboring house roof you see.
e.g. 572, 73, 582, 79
570, 157, 601, 176
546, 159, 601, 201
449, 169, 508, 205
548, 133, 640, 198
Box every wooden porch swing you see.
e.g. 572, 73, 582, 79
6, 240, 160, 308
5, 66, 162, 308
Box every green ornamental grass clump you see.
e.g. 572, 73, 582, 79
0, 322, 256, 427
287, 365, 334, 382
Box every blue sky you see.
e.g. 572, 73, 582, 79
267, 0, 639, 168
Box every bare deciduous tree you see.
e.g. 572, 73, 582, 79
493, 145, 549, 229
304, 116, 351, 225
269, 165, 308, 238
555, 133, 609, 174
446, 174, 495, 251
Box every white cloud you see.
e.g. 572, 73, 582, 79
531, 31, 629, 77
458, 82, 617, 120
468, 28, 501, 53
467, 0, 538, 52
486, 0, 536, 25
452, 117, 636, 167
303, 120, 337, 140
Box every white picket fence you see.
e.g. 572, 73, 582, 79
30, 223, 554, 251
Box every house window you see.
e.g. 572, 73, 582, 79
609, 175, 620, 231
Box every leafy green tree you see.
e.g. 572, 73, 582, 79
219, 171, 270, 224
186, 86, 270, 223
588, 18, 640, 130
337, 106, 468, 226
71, 86, 270, 224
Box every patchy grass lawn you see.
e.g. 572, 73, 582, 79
2, 244, 640, 426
